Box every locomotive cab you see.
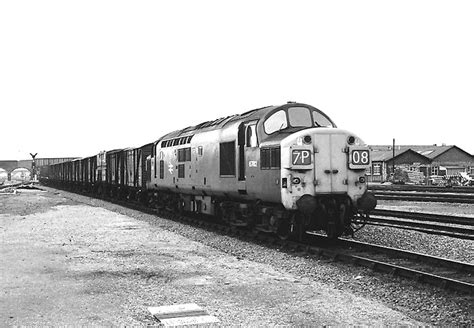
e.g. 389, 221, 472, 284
258, 103, 376, 238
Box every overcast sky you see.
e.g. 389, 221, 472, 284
1, 1, 473, 160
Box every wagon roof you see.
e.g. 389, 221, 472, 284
105, 148, 126, 155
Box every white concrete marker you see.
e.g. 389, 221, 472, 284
148, 303, 220, 327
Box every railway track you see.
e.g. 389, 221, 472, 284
326, 237, 474, 294
372, 190, 474, 203
148, 205, 474, 294
372, 209, 473, 225
369, 184, 474, 193
190, 216, 474, 294
0, 182, 22, 190
363, 209, 474, 240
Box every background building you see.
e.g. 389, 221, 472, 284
0, 158, 77, 183
367, 145, 473, 184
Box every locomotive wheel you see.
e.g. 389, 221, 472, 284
277, 213, 305, 241
177, 199, 185, 214
293, 213, 306, 242
276, 218, 291, 240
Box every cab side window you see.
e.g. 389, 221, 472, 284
313, 110, 334, 127
264, 110, 287, 134
159, 151, 164, 179
220, 141, 236, 176
246, 125, 257, 147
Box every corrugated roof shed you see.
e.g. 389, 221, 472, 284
370, 148, 433, 163
370, 149, 409, 162
370, 145, 456, 160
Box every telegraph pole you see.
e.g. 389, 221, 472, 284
30, 153, 38, 181
392, 138, 395, 176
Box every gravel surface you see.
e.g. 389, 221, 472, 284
1, 188, 473, 326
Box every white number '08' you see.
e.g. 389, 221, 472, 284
352, 150, 369, 165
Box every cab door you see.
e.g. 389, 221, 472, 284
237, 121, 258, 191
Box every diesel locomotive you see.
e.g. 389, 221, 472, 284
41, 102, 376, 239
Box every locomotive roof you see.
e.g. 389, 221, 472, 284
157, 105, 278, 141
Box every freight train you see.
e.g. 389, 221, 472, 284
40, 102, 376, 239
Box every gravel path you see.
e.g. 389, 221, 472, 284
1, 188, 473, 326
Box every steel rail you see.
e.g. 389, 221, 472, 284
306, 236, 474, 294
336, 238, 474, 273
328, 252, 474, 294
358, 217, 474, 240
373, 192, 474, 204
375, 191, 474, 199
372, 209, 474, 226
369, 185, 474, 194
